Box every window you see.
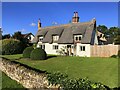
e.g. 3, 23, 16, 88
53, 45, 59, 50
79, 36, 81, 40
40, 45, 45, 49
28, 36, 31, 40
75, 37, 78, 41
74, 35, 82, 41
39, 36, 43, 41
80, 46, 85, 51
53, 35, 59, 42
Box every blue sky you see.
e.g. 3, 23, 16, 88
2, 2, 118, 35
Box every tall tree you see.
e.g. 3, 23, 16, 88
114, 35, 120, 44
12, 31, 23, 40
97, 25, 108, 37
2, 34, 11, 39
12, 31, 29, 45
108, 27, 119, 38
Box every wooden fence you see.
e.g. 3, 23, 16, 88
90, 45, 120, 57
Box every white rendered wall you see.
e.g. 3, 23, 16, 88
76, 43, 91, 57
37, 42, 90, 57
94, 31, 98, 45
45, 43, 59, 55
28, 35, 34, 42
44, 43, 73, 55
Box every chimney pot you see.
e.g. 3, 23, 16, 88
72, 12, 79, 23
38, 18, 41, 30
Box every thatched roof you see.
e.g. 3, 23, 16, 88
32, 19, 96, 44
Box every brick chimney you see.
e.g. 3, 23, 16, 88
38, 18, 41, 30
72, 12, 79, 23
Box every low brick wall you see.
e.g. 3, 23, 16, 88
0, 57, 59, 89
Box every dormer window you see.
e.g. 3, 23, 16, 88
39, 36, 43, 42
52, 35, 59, 42
74, 35, 82, 42
28, 36, 31, 40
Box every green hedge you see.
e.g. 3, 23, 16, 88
30, 48, 47, 60
0, 39, 25, 55
23, 46, 34, 58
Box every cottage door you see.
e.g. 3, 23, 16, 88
67, 45, 72, 56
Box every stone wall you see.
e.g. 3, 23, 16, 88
0, 57, 58, 89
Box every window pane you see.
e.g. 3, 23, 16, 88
43, 45, 45, 49
80, 46, 82, 51
76, 37, 78, 40
53, 36, 59, 41
53, 45, 58, 50
79, 36, 81, 40
83, 46, 85, 51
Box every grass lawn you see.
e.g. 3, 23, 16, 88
1, 71, 25, 89
1, 54, 119, 88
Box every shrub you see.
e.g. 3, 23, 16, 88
30, 48, 47, 60
47, 72, 107, 90
110, 55, 118, 58
23, 46, 34, 58
47, 72, 68, 85
118, 50, 120, 58
0, 39, 25, 55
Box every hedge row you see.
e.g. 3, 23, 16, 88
0, 39, 26, 55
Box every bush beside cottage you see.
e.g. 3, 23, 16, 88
0, 39, 25, 55
23, 47, 47, 60
23, 46, 34, 58
30, 48, 47, 60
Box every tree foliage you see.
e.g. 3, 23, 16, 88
12, 31, 31, 49
97, 25, 120, 44
109, 27, 119, 38
97, 25, 108, 37
12, 31, 29, 44
97, 25, 119, 38
2, 34, 11, 39
0, 39, 25, 55
114, 35, 120, 44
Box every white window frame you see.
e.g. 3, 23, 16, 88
53, 45, 59, 50
74, 35, 82, 41
39, 36, 43, 42
80, 46, 85, 51
40, 45, 45, 49
52, 35, 59, 42
28, 36, 31, 40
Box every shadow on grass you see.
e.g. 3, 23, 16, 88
2, 57, 46, 73
46, 55, 57, 59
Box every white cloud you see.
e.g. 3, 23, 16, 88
30, 22, 36, 27
52, 21, 58, 25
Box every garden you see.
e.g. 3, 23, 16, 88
0, 39, 120, 89
1, 53, 119, 89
